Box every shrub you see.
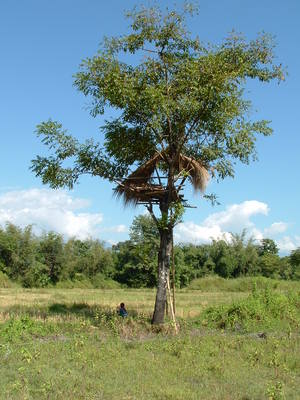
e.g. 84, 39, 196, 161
22, 261, 51, 288
0, 316, 52, 342
200, 287, 300, 331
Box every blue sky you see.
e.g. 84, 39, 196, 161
0, 0, 299, 253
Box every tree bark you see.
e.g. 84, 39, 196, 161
151, 154, 176, 325
152, 227, 173, 324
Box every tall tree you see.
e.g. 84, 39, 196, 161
31, 4, 284, 324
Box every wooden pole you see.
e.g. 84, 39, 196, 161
167, 275, 178, 334
171, 231, 176, 314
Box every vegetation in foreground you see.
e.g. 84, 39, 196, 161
0, 280, 299, 399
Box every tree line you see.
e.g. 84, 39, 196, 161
0, 215, 299, 288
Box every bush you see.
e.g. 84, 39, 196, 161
22, 261, 51, 288
0, 316, 53, 342
200, 287, 300, 331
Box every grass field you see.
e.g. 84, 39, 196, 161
0, 279, 299, 399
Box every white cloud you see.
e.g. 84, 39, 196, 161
175, 221, 230, 244
203, 200, 269, 231
0, 188, 103, 240
276, 236, 300, 253
264, 222, 288, 236
106, 239, 118, 246
175, 200, 268, 244
248, 227, 264, 241
103, 224, 128, 233
175, 200, 300, 254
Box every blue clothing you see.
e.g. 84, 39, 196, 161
119, 307, 128, 317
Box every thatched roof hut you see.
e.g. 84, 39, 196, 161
114, 152, 209, 205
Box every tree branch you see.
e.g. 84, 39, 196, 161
146, 203, 159, 226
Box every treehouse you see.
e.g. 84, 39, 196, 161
115, 152, 210, 206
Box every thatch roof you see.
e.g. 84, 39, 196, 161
178, 154, 210, 193
114, 152, 209, 205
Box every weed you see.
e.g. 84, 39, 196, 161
247, 347, 264, 366
0, 315, 56, 343
266, 381, 285, 400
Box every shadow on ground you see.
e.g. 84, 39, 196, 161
1, 302, 151, 326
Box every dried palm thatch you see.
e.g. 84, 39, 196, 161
178, 154, 210, 193
114, 151, 210, 205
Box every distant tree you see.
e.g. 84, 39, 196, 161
173, 246, 191, 287
22, 260, 50, 288
0, 223, 36, 280
130, 215, 160, 249
278, 256, 293, 280
210, 239, 234, 278
258, 238, 279, 256
180, 243, 213, 279
38, 232, 64, 284
290, 248, 300, 280
63, 238, 114, 279
258, 253, 282, 278
0, 226, 13, 274
84, 240, 114, 278
31, 4, 284, 323
62, 238, 89, 280
229, 231, 259, 276
113, 215, 159, 287
113, 240, 157, 287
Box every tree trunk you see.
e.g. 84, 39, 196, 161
152, 228, 173, 324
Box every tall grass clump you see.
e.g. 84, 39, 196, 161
200, 286, 300, 332
0, 271, 17, 288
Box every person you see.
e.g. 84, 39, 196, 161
118, 302, 128, 318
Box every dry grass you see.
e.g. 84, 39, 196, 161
0, 288, 246, 320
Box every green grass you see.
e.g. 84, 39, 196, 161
0, 278, 299, 399
187, 275, 300, 292
55, 273, 123, 289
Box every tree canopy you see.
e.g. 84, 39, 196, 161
32, 4, 284, 197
